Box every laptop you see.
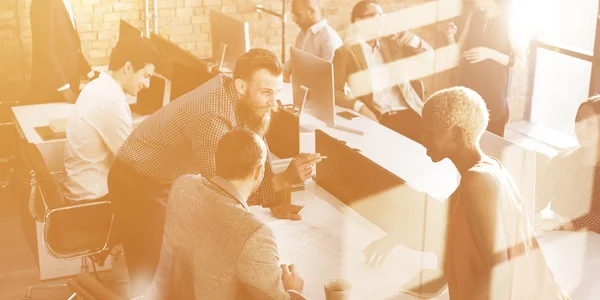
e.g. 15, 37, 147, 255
129, 76, 167, 117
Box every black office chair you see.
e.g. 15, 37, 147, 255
22, 143, 117, 300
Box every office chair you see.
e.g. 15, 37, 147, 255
22, 143, 117, 300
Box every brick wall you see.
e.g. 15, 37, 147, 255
0, 0, 526, 119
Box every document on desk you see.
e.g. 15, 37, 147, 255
268, 199, 440, 299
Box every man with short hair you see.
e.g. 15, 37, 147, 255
108, 48, 321, 296
333, 0, 433, 144
146, 129, 306, 299
364, 87, 569, 299
283, 0, 343, 82
63, 36, 159, 203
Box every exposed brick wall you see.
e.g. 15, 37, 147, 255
0, 0, 446, 83
0, 0, 526, 120
0, 0, 29, 100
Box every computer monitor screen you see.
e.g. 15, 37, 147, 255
290, 47, 336, 126
209, 10, 250, 71
150, 33, 207, 79
118, 20, 142, 41
149, 33, 215, 100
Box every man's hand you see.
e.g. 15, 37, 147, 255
90, 70, 100, 80
283, 153, 323, 186
281, 264, 304, 293
61, 89, 77, 103
397, 31, 421, 48
535, 218, 575, 235
535, 218, 560, 234
463, 47, 496, 64
363, 235, 400, 267
283, 71, 291, 83
445, 22, 458, 40
359, 106, 378, 122
270, 204, 304, 220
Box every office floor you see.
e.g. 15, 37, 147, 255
0, 186, 130, 300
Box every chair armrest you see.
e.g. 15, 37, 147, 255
66, 278, 96, 299
73, 273, 125, 300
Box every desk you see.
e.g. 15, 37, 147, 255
253, 178, 600, 299
251, 180, 440, 300
278, 82, 459, 201
12, 103, 146, 173
263, 83, 590, 299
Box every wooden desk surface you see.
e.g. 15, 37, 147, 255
251, 180, 441, 300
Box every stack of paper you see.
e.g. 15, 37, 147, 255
49, 118, 69, 133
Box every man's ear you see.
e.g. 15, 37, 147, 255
253, 163, 264, 181
234, 78, 247, 96
123, 61, 134, 75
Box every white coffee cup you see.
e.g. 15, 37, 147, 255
324, 279, 352, 300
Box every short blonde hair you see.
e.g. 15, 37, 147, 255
423, 86, 489, 142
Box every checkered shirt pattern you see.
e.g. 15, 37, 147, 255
117, 74, 278, 207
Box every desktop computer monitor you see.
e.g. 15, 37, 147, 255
118, 20, 142, 41
209, 10, 250, 71
150, 33, 215, 100
150, 33, 207, 79
290, 47, 336, 127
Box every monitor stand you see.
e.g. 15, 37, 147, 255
297, 86, 365, 136
204, 42, 228, 73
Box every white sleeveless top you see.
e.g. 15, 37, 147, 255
444, 159, 569, 300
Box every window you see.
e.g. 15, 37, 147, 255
530, 49, 592, 137
523, 0, 600, 149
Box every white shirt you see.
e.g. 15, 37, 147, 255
358, 40, 408, 114
63, 72, 133, 201
284, 19, 343, 73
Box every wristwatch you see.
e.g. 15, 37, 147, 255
507, 52, 515, 67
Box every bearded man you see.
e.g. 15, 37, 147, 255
107, 48, 321, 297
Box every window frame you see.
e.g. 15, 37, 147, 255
524, 1, 600, 131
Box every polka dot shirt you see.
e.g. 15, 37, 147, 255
538, 148, 600, 233
116, 74, 279, 207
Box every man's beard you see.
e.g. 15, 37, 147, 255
238, 96, 273, 137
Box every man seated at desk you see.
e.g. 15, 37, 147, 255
332, 0, 433, 144
365, 87, 568, 299
283, 0, 343, 82
63, 36, 159, 203
146, 129, 306, 300
108, 48, 322, 297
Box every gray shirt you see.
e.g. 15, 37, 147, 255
146, 175, 304, 300
284, 19, 343, 73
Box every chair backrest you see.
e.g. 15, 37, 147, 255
25, 143, 63, 220
44, 200, 114, 259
